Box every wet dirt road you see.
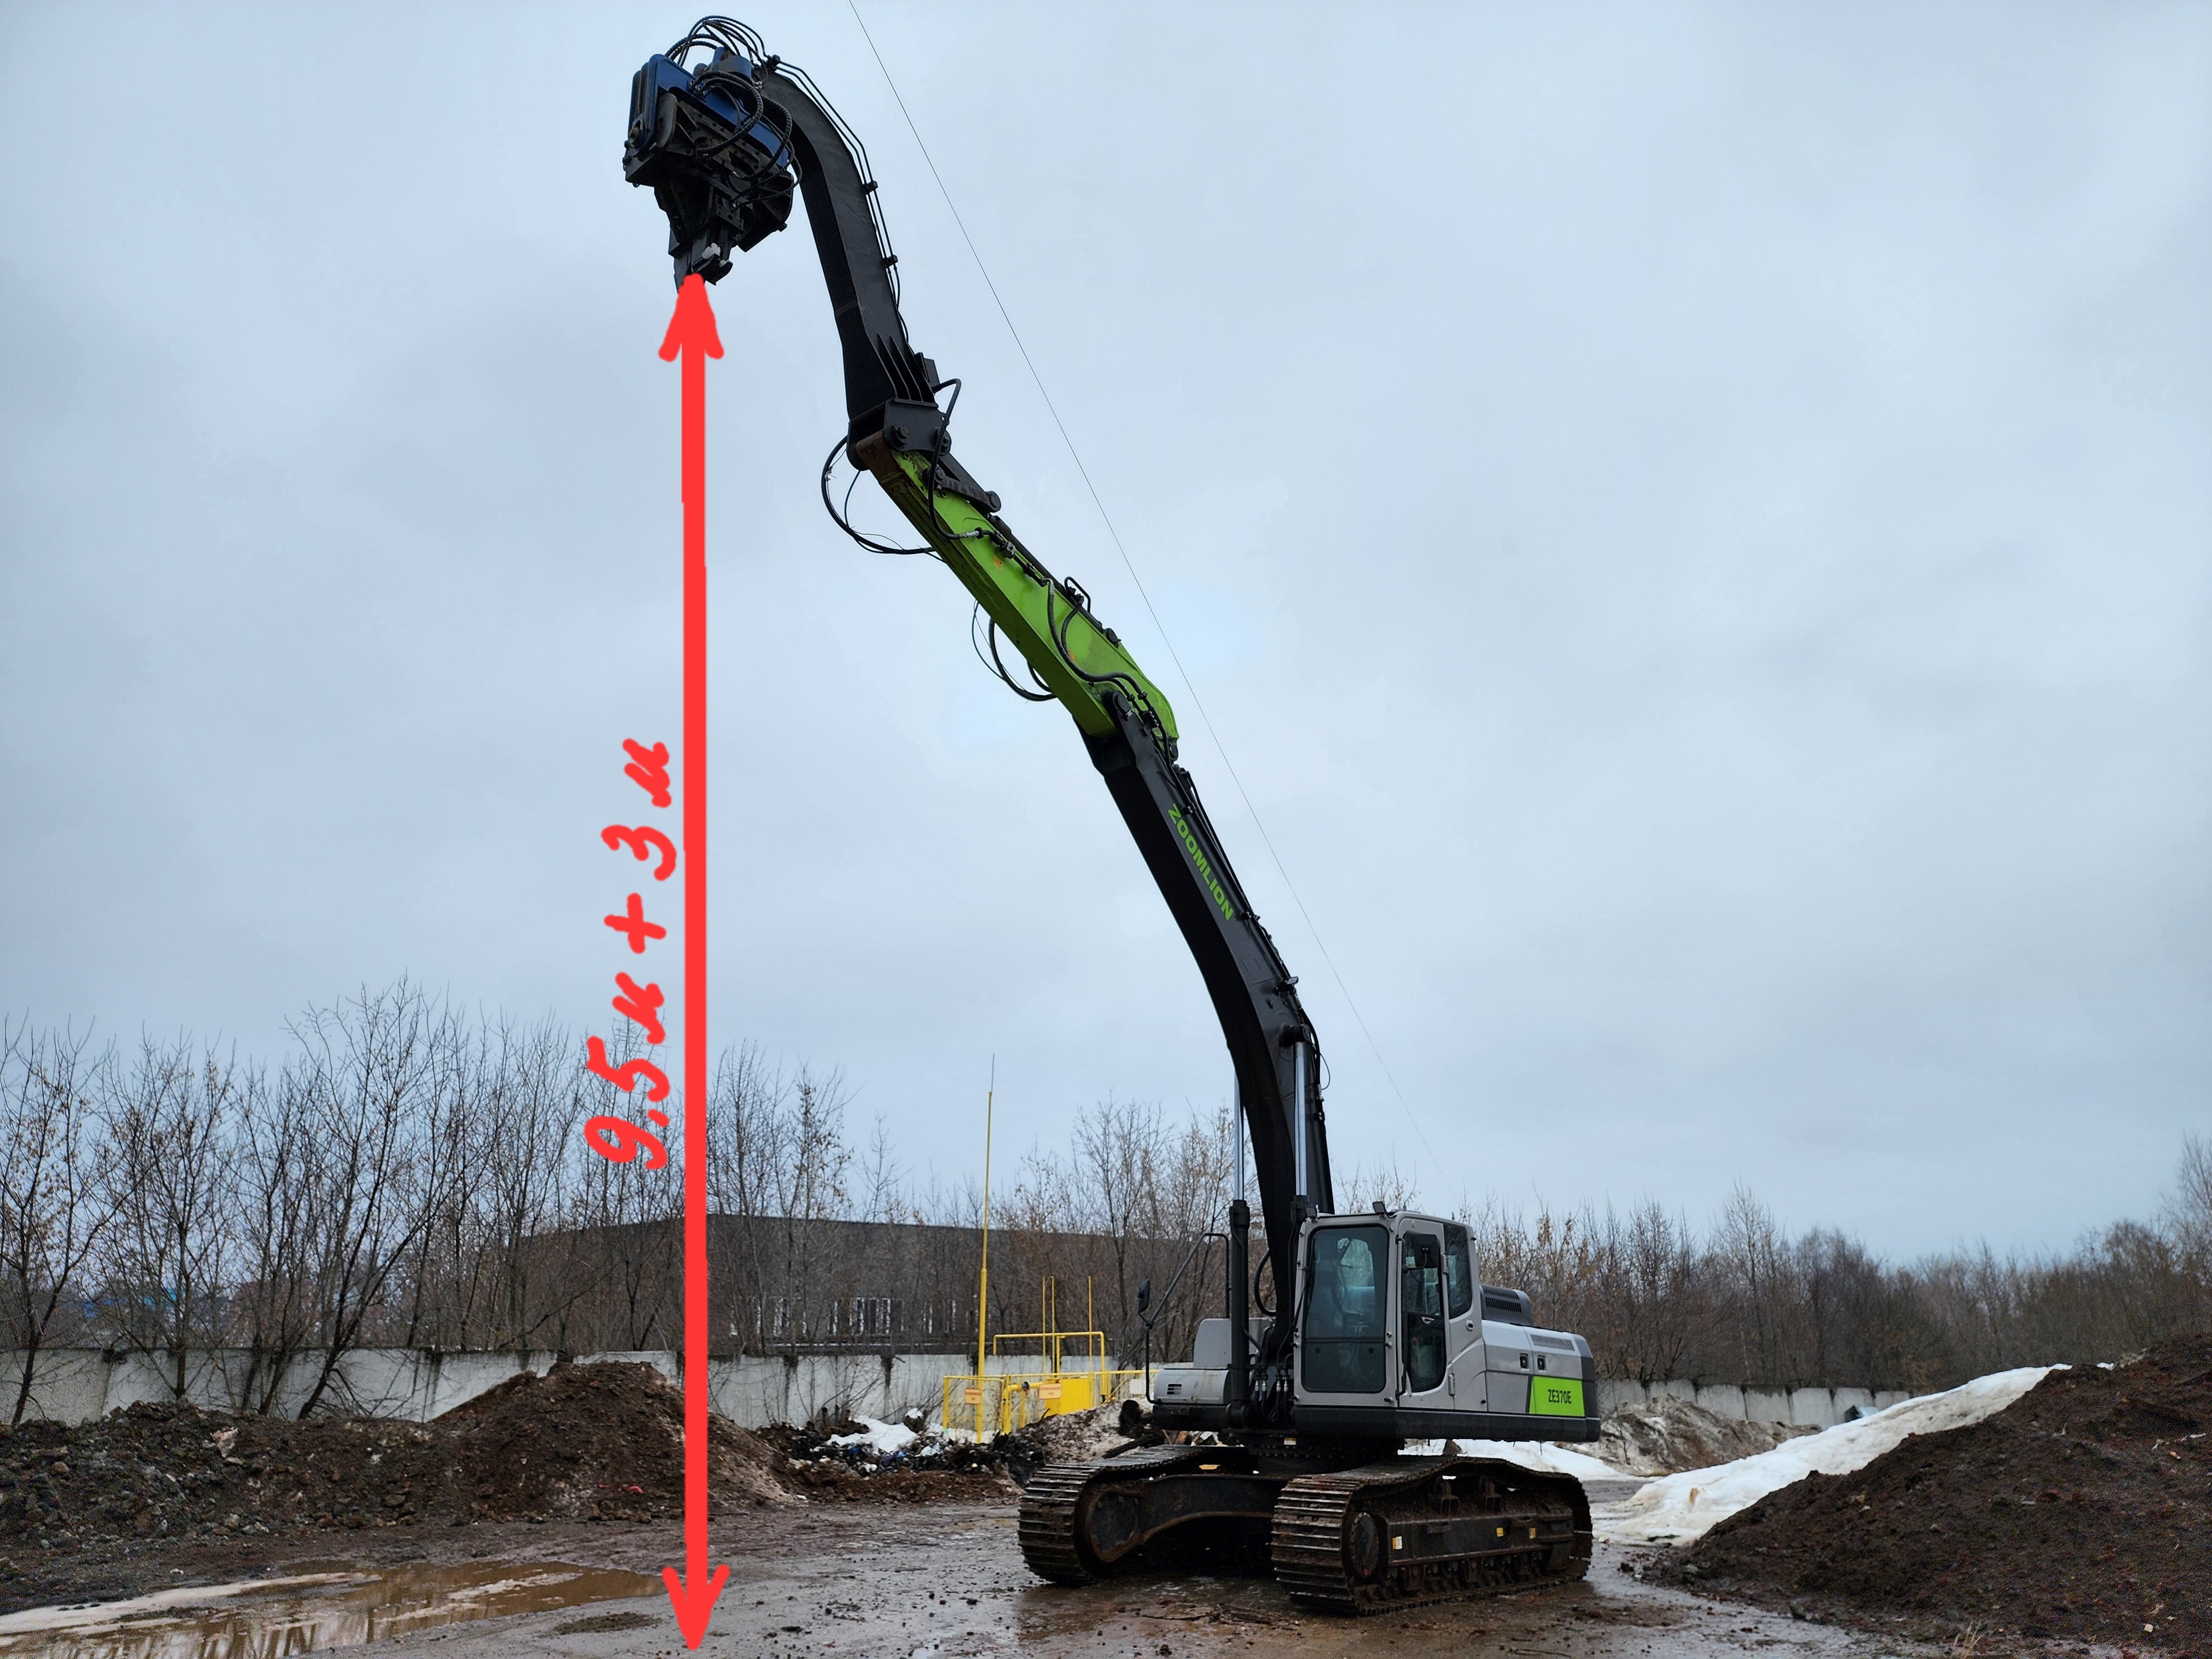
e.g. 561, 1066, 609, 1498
340, 1503, 1936, 1659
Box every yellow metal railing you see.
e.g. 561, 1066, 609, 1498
992, 1325, 1107, 1371
948, 1280, 1135, 1438
941, 1367, 1144, 1437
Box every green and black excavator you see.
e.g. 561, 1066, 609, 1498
625, 17, 1601, 1613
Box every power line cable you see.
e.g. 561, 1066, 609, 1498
844, 1, 1435, 1168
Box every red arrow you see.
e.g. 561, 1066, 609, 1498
658, 272, 728, 1649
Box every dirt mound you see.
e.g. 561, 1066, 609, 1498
441, 1360, 790, 1518
1668, 1334, 2211, 1650
0, 1359, 1035, 1575
0, 1398, 460, 1553
1597, 1396, 1814, 1476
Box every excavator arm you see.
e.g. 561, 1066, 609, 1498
624, 21, 1330, 1404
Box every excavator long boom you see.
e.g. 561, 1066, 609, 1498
624, 22, 1333, 1358
625, 23, 1608, 1613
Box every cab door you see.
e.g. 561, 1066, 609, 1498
1298, 1223, 1392, 1400
1398, 1229, 1447, 1399
1439, 1222, 1484, 1406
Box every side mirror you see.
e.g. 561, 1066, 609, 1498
1136, 1279, 1152, 1316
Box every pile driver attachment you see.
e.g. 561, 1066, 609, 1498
623, 15, 1601, 1613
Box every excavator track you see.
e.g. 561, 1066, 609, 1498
1016, 1445, 1217, 1583
1270, 1455, 1591, 1614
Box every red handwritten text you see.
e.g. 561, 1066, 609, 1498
623, 739, 674, 807
613, 972, 667, 1044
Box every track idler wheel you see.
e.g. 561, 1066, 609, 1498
1348, 1510, 1385, 1579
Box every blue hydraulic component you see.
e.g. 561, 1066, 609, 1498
624, 50, 796, 282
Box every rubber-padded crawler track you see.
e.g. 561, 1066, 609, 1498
1016, 1446, 1209, 1584
1271, 1457, 1590, 1614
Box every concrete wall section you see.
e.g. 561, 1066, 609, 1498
0, 1348, 1128, 1430
1692, 1383, 1745, 1420
0, 1348, 566, 1427
1581, 1376, 1928, 1430
1, 1349, 1917, 1431
1741, 1387, 1792, 1424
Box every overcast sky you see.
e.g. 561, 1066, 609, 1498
2, 2, 2205, 1259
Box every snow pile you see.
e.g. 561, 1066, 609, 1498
1407, 1437, 1629, 1481
827, 1418, 922, 1457
1598, 1366, 2054, 1544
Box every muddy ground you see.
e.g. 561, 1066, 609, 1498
0, 1499, 2012, 1659
7, 1354, 2205, 1655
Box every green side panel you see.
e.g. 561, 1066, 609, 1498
1528, 1376, 1585, 1417
870, 451, 1178, 744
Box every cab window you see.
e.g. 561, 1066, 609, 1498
1401, 1232, 1446, 1392
1302, 1225, 1388, 1394
1443, 1223, 1474, 1318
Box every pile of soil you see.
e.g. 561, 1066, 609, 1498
1597, 1396, 1814, 1477
1666, 1334, 2211, 1650
0, 1360, 1011, 1576
438, 1359, 791, 1518
0, 1397, 461, 1552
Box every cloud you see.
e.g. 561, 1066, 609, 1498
1, 2, 2205, 1256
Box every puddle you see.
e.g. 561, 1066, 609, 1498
0, 1561, 663, 1658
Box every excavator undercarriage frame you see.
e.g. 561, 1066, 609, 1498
1019, 1443, 1592, 1613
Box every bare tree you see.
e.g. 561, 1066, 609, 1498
1073, 1097, 1161, 1356
226, 1058, 315, 1413
2168, 1132, 2212, 1271
767, 1067, 853, 1343
0, 1021, 117, 1425
100, 1035, 239, 1400
1714, 1184, 1792, 1385
471, 1016, 597, 1349
1338, 1156, 1423, 1215
285, 985, 445, 1418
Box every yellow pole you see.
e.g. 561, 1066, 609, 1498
975, 1057, 993, 1437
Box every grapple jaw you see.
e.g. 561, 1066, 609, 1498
623, 48, 795, 284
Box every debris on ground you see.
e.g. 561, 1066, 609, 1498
0, 1358, 1010, 1593
1601, 1364, 2052, 1543
997, 1402, 1140, 1473
753, 1402, 1158, 1494
753, 1417, 1012, 1498
1595, 1396, 1814, 1477
1659, 1334, 2211, 1652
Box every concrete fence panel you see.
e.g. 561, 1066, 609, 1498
1692, 1383, 1746, 1420
3, 1348, 1931, 1435
1741, 1386, 1792, 1424
1594, 1380, 1647, 1414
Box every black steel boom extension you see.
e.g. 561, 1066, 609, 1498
626, 24, 1333, 1421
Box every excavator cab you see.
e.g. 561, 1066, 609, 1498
1057, 1209, 1598, 1608
1153, 1210, 1599, 1442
